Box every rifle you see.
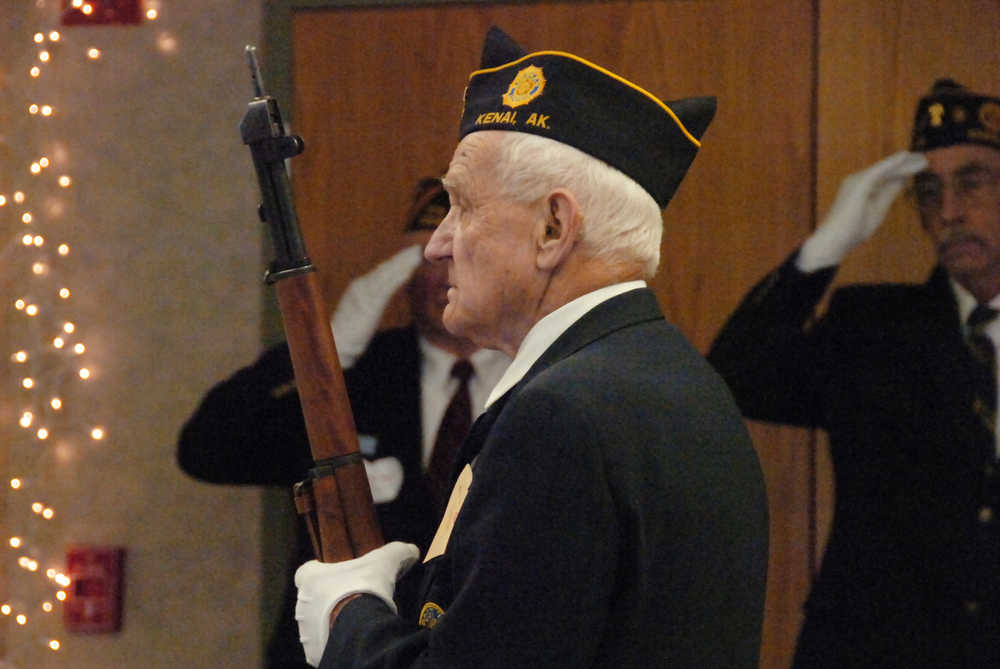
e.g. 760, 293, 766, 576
239, 45, 383, 562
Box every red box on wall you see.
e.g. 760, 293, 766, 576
64, 545, 126, 633
61, 0, 143, 25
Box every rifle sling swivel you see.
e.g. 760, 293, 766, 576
309, 452, 364, 480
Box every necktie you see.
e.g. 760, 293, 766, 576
967, 304, 998, 438
428, 360, 474, 513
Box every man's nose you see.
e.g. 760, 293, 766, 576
424, 214, 453, 261
938, 183, 967, 225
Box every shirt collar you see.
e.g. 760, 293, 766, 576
418, 334, 510, 379
949, 277, 1000, 332
418, 335, 456, 381
484, 280, 646, 407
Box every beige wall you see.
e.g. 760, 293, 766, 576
1, 1, 265, 667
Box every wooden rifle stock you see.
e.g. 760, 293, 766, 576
239, 45, 383, 562
279, 275, 383, 562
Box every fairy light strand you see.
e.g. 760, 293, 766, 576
1, 9, 151, 661
3, 5, 163, 660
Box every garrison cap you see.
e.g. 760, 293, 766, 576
911, 78, 1000, 151
459, 27, 716, 209
404, 176, 449, 232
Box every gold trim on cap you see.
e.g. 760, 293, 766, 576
469, 50, 701, 148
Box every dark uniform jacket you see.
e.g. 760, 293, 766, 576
177, 326, 437, 668
708, 252, 1000, 668
321, 288, 769, 668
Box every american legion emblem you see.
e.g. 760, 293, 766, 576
502, 65, 545, 108
419, 601, 445, 628
981, 102, 1000, 136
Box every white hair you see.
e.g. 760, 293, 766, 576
490, 131, 663, 278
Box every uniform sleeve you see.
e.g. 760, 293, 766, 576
331, 245, 423, 369
176, 342, 313, 485
707, 251, 838, 427
321, 596, 430, 668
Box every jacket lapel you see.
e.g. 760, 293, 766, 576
453, 288, 663, 470
920, 266, 995, 463
526, 287, 663, 379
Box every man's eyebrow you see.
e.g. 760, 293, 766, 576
954, 161, 995, 177
441, 173, 467, 199
912, 170, 942, 189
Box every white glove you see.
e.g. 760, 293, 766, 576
294, 542, 420, 667
330, 245, 424, 369
796, 151, 929, 272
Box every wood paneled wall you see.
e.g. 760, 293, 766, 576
281, 1, 999, 667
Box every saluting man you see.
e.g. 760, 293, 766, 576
294, 26, 769, 669
709, 79, 1000, 667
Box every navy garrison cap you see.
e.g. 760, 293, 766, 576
911, 79, 1000, 151
459, 27, 716, 209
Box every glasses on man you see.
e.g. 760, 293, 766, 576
907, 163, 1000, 216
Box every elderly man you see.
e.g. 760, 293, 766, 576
295, 27, 768, 668
708, 79, 1000, 667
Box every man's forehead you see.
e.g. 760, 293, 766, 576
923, 144, 1000, 174
448, 133, 499, 173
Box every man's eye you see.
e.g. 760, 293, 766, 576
956, 174, 988, 196
914, 181, 941, 201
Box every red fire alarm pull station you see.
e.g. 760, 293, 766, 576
64, 545, 126, 633
61, 0, 143, 26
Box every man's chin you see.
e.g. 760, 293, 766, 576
441, 306, 466, 338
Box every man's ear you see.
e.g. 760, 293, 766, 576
537, 189, 580, 271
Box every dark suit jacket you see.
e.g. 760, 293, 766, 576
322, 288, 769, 668
177, 326, 436, 668
178, 325, 439, 548
708, 252, 1000, 667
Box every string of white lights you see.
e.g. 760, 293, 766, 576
2, 3, 160, 662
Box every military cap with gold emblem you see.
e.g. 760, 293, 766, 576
459, 27, 716, 210
911, 78, 1000, 151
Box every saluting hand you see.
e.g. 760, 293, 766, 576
797, 151, 929, 272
